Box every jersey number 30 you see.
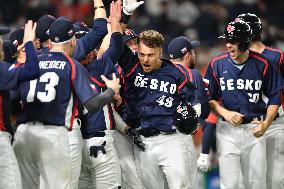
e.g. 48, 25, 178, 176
27, 72, 59, 102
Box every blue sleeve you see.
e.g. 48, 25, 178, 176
204, 62, 220, 101
263, 64, 284, 104
178, 76, 196, 104
73, 61, 99, 104
191, 69, 210, 104
0, 41, 39, 90
118, 45, 139, 74
86, 57, 116, 82
103, 32, 124, 64
18, 41, 40, 81
72, 18, 108, 61
201, 123, 216, 154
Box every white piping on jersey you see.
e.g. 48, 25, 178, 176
65, 92, 74, 129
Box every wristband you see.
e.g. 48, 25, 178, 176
94, 6, 105, 10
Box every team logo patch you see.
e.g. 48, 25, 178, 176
55, 37, 60, 42
13, 40, 18, 47
181, 47, 187, 54
227, 25, 235, 33
124, 29, 134, 36
68, 29, 74, 36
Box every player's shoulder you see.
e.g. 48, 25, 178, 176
264, 46, 283, 55
249, 50, 269, 66
209, 52, 229, 67
162, 59, 187, 77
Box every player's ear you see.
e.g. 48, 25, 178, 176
158, 47, 163, 57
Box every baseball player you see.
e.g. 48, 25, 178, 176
12, 17, 119, 189
0, 21, 40, 189
111, 27, 145, 189
204, 20, 284, 189
35, 0, 108, 60
236, 13, 284, 189
117, 29, 199, 189
196, 112, 218, 172
75, 2, 124, 188
123, 28, 138, 52
167, 36, 210, 188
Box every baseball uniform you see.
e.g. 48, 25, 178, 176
0, 41, 39, 189
118, 44, 198, 189
205, 50, 284, 189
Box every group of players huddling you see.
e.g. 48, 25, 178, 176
0, 0, 283, 189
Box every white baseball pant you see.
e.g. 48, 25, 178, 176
0, 131, 22, 189
217, 120, 266, 189
264, 116, 284, 189
78, 130, 121, 189
113, 130, 144, 189
13, 120, 83, 189
134, 131, 198, 189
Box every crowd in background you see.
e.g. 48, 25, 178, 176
0, 0, 284, 73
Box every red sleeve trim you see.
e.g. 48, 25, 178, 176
90, 76, 106, 88
250, 53, 268, 77
125, 62, 139, 78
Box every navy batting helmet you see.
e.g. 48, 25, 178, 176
173, 102, 199, 135
219, 21, 252, 52
236, 13, 262, 42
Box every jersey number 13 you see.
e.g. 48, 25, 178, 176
27, 72, 59, 102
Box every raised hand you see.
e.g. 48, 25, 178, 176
23, 20, 37, 46
109, 0, 122, 24
123, 0, 144, 15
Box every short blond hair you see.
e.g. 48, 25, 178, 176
138, 30, 164, 48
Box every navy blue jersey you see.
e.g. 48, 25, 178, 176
80, 32, 124, 139
261, 46, 284, 112
118, 48, 196, 131
177, 65, 209, 105
205, 51, 284, 121
37, 18, 107, 61
17, 52, 97, 129
73, 18, 107, 61
80, 53, 117, 138
0, 41, 39, 133
262, 46, 284, 78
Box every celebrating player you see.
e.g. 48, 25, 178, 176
0, 21, 40, 189
236, 13, 284, 189
205, 20, 284, 189
117, 29, 199, 189
13, 17, 119, 189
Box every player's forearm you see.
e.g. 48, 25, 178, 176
113, 109, 129, 133
80, 19, 107, 57
264, 104, 279, 127
209, 99, 229, 118
18, 41, 39, 81
106, 32, 124, 63
94, 0, 107, 19
84, 88, 115, 113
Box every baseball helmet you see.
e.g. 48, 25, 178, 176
236, 13, 262, 41
219, 20, 252, 52
173, 102, 199, 135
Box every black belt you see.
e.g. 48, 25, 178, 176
137, 127, 176, 138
